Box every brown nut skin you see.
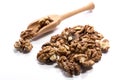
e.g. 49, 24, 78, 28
57, 56, 81, 76
14, 39, 33, 53
100, 39, 110, 53
37, 46, 57, 63
36, 25, 110, 76
20, 29, 35, 40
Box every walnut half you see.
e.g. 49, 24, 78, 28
14, 39, 33, 53
100, 39, 110, 53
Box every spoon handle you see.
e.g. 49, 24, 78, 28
60, 2, 95, 21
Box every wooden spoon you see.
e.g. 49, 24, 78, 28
27, 2, 95, 39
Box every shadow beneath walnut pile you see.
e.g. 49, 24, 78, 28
13, 48, 28, 54
37, 61, 55, 65
13, 48, 18, 53
54, 65, 73, 77
54, 65, 93, 77
81, 66, 93, 73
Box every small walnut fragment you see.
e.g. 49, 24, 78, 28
14, 39, 33, 53
14, 17, 53, 53
37, 25, 110, 76
100, 39, 110, 53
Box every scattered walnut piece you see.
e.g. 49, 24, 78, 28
100, 39, 110, 53
20, 28, 35, 40
37, 25, 110, 76
14, 39, 33, 53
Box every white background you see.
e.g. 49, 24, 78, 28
0, 0, 120, 80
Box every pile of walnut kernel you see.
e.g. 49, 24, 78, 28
14, 17, 53, 53
37, 25, 110, 76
